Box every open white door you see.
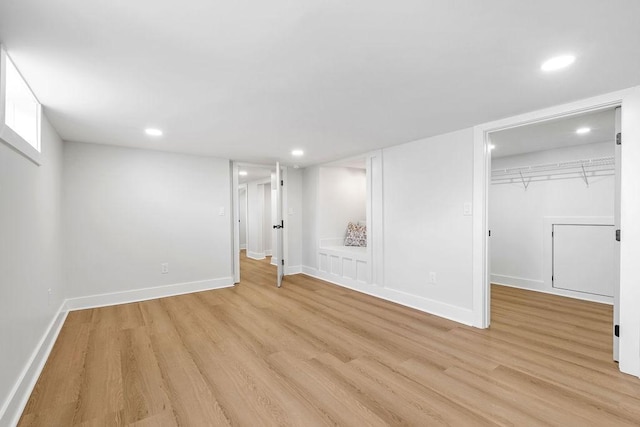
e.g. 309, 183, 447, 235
274, 162, 284, 287
613, 106, 621, 361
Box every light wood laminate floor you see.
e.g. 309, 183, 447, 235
19, 252, 640, 426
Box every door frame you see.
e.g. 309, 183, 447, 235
472, 87, 640, 375
232, 162, 240, 283
232, 161, 288, 284
238, 183, 248, 252
275, 162, 284, 287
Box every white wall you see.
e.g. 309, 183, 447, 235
63, 142, 233, 301
302, 166, 319, 269
0, 117, 65, 424
383, 128, 475, 322
263, 183, 272, 254
300, 133, 475, 324
246, 178, 274, 259
246, 180, 263, 258
285, 168, 303, 273
239, 187, 247, 248
318, 167, 367, 241
490, 142, 615, 295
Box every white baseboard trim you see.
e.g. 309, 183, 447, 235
0, 303, 68, 427
491, 280, 613, 305
239, 244, 247, 250
286, 265, 302, 275
247, 251, 265, 260
312, 268, 368, 292
65, 277, 235, 311
301, 266, 475, 326
265, 249, 272, 256
490, 274, 544, 291
1, 276, 236, 426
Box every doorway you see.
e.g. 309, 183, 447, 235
487, 107, 620, 360
232, 162, 285, 287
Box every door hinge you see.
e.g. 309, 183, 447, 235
615, 324, 620, 337
488, 230, 491, 237
616, 132, 621, 145
616, 229, 621, 242
280, 179, 284, 186
281, 259, 285, 266
552, 231, 554, 238
551, 274, 554, 282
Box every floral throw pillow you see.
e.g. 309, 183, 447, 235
344, 222, 367, 247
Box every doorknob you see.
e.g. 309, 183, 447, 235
273, 220, 284, 229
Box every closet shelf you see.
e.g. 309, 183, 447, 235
491, 156, 614, 188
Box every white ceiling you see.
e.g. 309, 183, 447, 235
490, 108, 616, 158
1, 1, 639, 167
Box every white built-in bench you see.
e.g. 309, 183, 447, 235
317, 238, 370, 285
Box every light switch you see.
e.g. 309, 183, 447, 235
428, 272, 436, 284
463, 202, 472, 216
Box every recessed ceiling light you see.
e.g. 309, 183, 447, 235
489, 144, 496, 151
291, 149, 304, 157
145, 128, 163, 136
576, 127, 591, 135
541, 55, 576, 72
239, 170, 248, 176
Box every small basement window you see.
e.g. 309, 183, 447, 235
0, 45, 42, 164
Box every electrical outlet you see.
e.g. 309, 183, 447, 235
218, 207, 225, 216
463, 202, 472, 216
161, 263, 169, 274
428, 272, 437, 284
47, 288, 53, 306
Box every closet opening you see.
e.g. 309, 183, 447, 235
487, 106, 621, 361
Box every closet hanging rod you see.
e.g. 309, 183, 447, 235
492, 156, 614, 178
492, 169, 614, 185
491, 156, 615, 187
492, 167, 615, 180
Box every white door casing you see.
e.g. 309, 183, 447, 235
613, 106, 621, 361
275, 162, 284, 287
